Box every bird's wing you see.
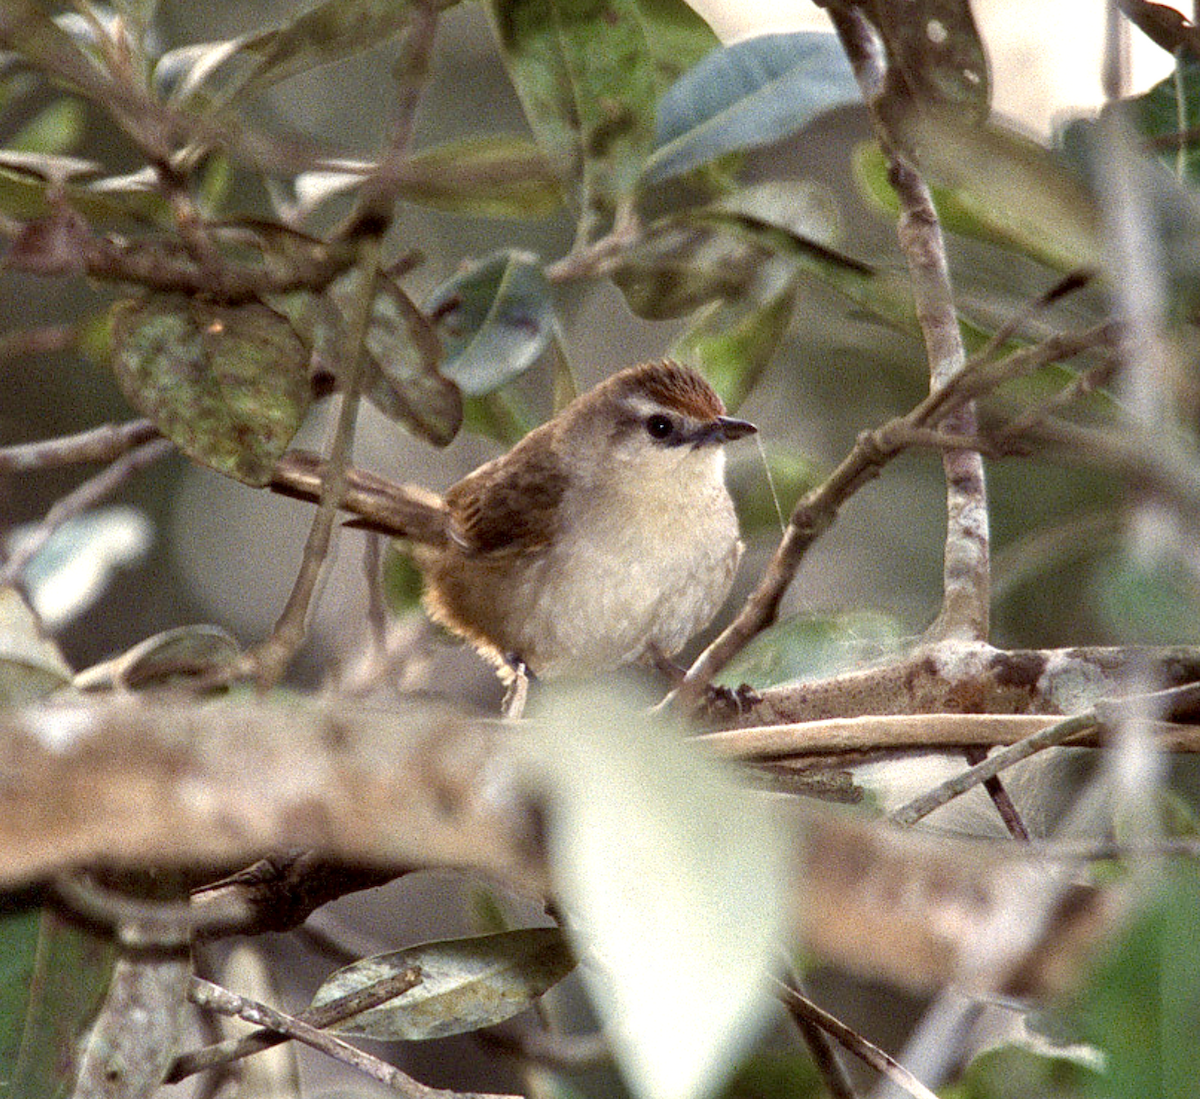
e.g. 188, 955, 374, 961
444, 441, 567, 556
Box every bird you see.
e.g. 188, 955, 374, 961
272, 360, 756, 686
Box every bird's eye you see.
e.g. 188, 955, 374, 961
645, 413, 674, 440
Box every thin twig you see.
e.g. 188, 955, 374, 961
962, 746, 1031, 841
169, 966, 422, 1082
673, 322, 1116, 704
0, 419, 159, 473
187, 977, 516, 1099
781, 967, 858, 1099
774, 979, 938, 1099
0, 437, 173, 588
832, 7, 987, 643
236, 240, 380, 686
890, 714, 1096, 827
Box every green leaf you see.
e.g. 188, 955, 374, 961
309, 928, 575, 1040
872, 0, 989, 116
715, 611, 904, 691
885, 111, 1102, 272
645, 32, 858, 185
8, 98, 85, 157
3, 908, 116, 1099
725, 448, 821, 536
0, 586, 72, 704
424, 250, 556, 396
954, 1042, 1103, 1099
1075, 861, 1200, 1099
363, 281, 463, 446
381, 543, 424, 614
1092, 551, 1200, 646
235, 0, 449, 92
671, 287, 795, 413
488, 0, 709, 229
73, 625, 241, 692
109, 295, 311, 486
527, 684, 789, 1099
1128, 55, 1200, 185
397, 135, 565, 218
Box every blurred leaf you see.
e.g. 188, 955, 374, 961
425, 250, 556, 396
362, 280, 463, 445
152, 38, 245, 106
716, 611, 905, 691
1061, 115, 1200, 310
397, 135, 565, 217
74, 625, 240, 692
1092, 551, 1200, 645
0, 150, 97, 182
9, 506, 153, 630
3, 908, 116, 1099
0, 906, 41, 1092
110, 295, 311, 486
488, 0, 707, 228
527, 684, 789, 1099
382, 543, 424, 614
0, 586, 72, 704
1128, 55, 1200, 184
310, 928, 574, 1040
1075, 860, 1200, 1099
8, 97, 85, 156
872, 0, 989, 116
726, 448, 821, 536
644, 32, 858, 185
891, 111, 1102, 272
0, 2, 104, 93
235, 0, 444, 92
109, 0, 158, 65
718, 1051, 824, 1099
951, 1042, 1103, 1099
671, 287, 795, 412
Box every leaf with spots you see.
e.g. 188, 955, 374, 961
109, 295, 311, 486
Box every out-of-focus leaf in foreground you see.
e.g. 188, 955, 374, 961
526, 684, 790, 1099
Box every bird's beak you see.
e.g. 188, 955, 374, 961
715, 415, 757, 442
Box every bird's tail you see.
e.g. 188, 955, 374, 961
270, 450, 450, 547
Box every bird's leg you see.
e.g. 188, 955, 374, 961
645, 644, 761, 717
502, 655, 533, 720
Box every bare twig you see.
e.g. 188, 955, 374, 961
0, 436, 173, 588
0, 419, 159, 473
187, 977, 516, 1099
169, 966, 422, 1082
889, 714, 1096, 827
673, 322, 1116, 704
961, 746, 1030, 841
775, 980, 938, 1099
781, 968, 858, 1099
832, 6, 988, 643
235, 240, 379, 687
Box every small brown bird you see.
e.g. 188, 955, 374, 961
273, 361, 756, 682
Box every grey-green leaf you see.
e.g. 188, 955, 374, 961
309, 928, 575, 1040
424, 250, 555, 396
0, 586, 72, 704
109, 295, 311, 486
644, 32, 859, 185
363, 280, 463, 446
